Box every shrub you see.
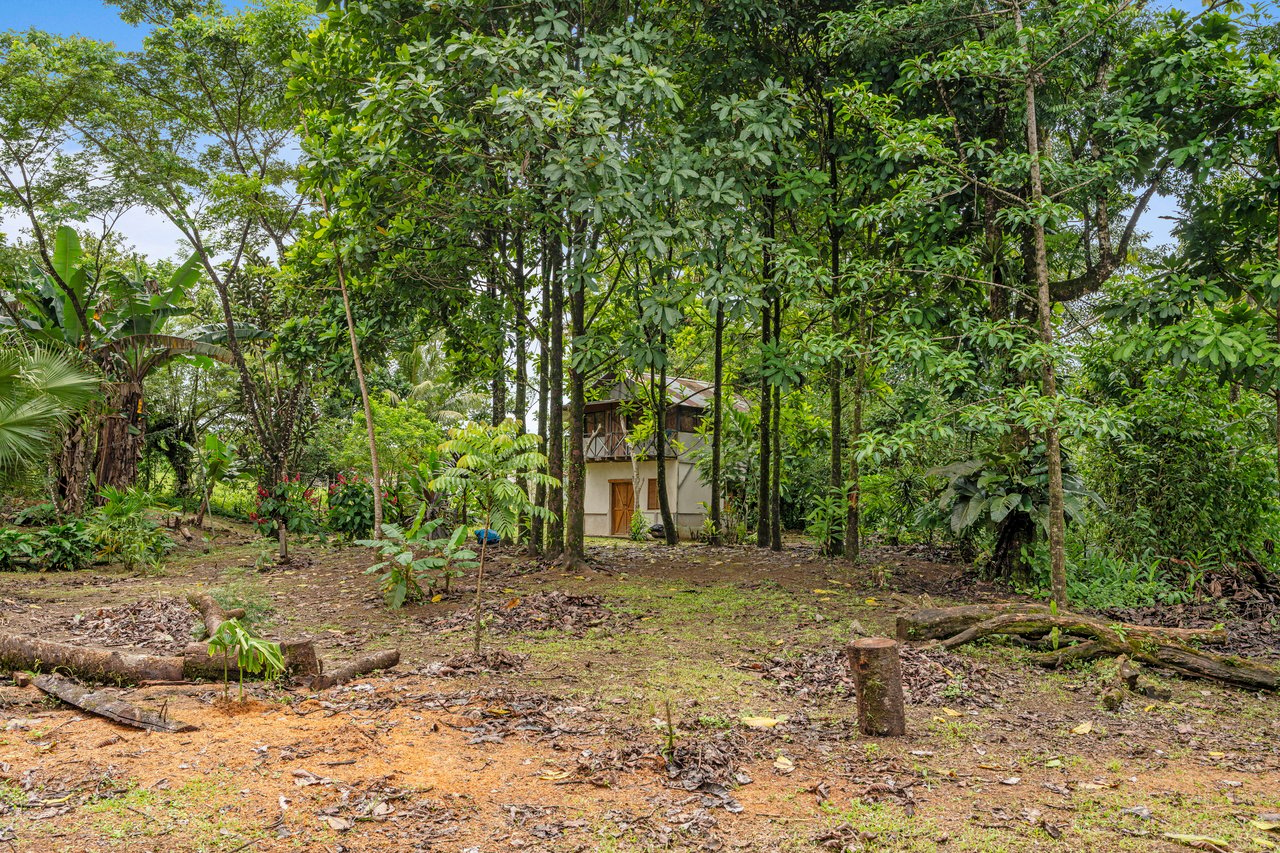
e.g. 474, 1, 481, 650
0, 529, 39, 571
86, 487, 172, 572
39, 521, 92, 571
250, 475, 320, 538
327, 473, 375, 540
360, 513, 477, 608
628, 507, 648, 542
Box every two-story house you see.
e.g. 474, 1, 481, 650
582, 375, 747, 539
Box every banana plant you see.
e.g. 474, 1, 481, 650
1, 226, 254, 499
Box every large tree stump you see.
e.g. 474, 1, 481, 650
847, 637, 907, 736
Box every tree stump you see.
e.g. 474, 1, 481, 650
847, 637, 906, 736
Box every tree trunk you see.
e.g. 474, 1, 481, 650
757, 302, 772, 548
530, 229, 551, 555
846, 341, 865, 562
333, 250, 382, 540
896, 603, 1226, 645
847, 638, 906, 736
546, 232, 565, 559
770, 294, 783, 551
56, 416, 92, 516
827, 101, 844, 557
0, 632, 184, 683
308, 649, 400, 691
277, 521, 289, 564
1018, 5, 1068, 609
94, 381, 146, 494
187, 593, 244, 637
710, 301, 724, 546
564, 228, 587, 567
655, 352, 677, 545
986, 511, 1036, 586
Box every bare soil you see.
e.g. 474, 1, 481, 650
0, 527, 1276, 852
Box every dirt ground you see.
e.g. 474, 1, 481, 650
0, 527, 1276, 852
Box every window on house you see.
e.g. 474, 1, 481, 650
648, 478, 659, 510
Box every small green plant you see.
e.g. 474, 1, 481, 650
189, 432, 240, 529
13, 502, 58, 527
86, 487, 172, 572
628, 507, 648, 542
206, 618, 285, 701
804, 486, 848, 556
360, 509, 478, 608
0, 529, 39, 571
39, 521, 92, 571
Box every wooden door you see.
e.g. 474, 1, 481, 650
610, 481, 634, 536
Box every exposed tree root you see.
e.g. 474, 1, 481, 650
900, 605, 1277, 691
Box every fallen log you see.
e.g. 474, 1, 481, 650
897, 604, 1226, 646
909, 609, 1279, 692
186, 593, 245, 636
180, 638, 320, 679
184, 594, 317, 676
0, 632, 184, 684
308, 650, 400, 691
33, 673, 196, 732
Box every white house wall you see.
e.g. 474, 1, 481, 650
584, 456, 714, 540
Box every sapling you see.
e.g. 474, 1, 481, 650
207, 619, 285, 701
430, 421, 557, 655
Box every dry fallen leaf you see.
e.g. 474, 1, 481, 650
320, 816, 353, 832
774, 755, 796, 775
741, 716, 785, 729
1071, 721, 1093, 735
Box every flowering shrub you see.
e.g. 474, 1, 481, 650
250, 475, 320, 538
328, 473, 375, 540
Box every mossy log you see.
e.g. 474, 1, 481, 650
897, 604, 1226, 645
913, 609, 1278, 692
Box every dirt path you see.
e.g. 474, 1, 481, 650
0, 533, 1275, 851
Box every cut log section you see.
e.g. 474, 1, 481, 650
899, 605, 1278, 692
846, 638, 907, 736
33, 673, 196, 732
0, 632, 184, 684
308, 650, 400, 691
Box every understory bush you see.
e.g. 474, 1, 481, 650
327, 473, 375, 540
360, 514, 478, 607
1080, 363, 1278, 563
250, 475, 321, 538
0, 529, 39, 570
86, 487, 172, 571
39, 521, 92, 572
